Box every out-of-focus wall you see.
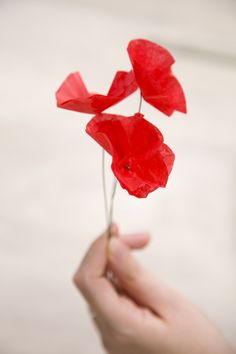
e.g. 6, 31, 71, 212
0, 0, 235, 353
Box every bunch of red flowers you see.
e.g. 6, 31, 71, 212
56, 39, 187, 198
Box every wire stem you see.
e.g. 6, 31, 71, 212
107, 178, 118, 239
138, 91, 143, 113
102, 149, 109, 224
102, 149, 117, 237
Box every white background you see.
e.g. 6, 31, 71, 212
0, 0, 236, 353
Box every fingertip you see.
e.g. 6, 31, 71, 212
122, 232, 151, 249
108, 236, 119, 260
140, 232, 151, 244
109, 223, 119, 237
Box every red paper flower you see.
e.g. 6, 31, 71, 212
56, 70, 138, 114
127, 39, 187, 116
86, 112, 175, 198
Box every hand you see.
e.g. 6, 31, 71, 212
73, 225, 235, 354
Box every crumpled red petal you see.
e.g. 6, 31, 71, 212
127, 39, 187, 116
86, 112, 175, 198
55, 70, 138, 114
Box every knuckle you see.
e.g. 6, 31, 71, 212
72, 270, 81, 287
110, 326, 136, 347
73, 269, 86, 291
101, 337, 111, 351
126, 268, 146, 286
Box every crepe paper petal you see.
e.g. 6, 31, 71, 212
86, 112, 175, 198
55, 70, 138, 114
127, 39, 187, 116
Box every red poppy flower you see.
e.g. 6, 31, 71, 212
127, 39, 187, 116
56, 70, 138, 114
86, 112, 175, 198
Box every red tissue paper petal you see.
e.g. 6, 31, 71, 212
55, 71, 138, 114
86, 112, 175, 198
127, 39, 187, 116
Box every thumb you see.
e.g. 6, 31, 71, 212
108, 237, 177, 318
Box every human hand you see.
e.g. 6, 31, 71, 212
73, 225, 235, 354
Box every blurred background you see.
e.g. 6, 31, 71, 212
0, 0, 236, 353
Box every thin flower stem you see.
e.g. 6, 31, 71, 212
107, 178, 118, 239
102, 149, 117, 236
138, 91, 143, 113
102, 149, 109, 224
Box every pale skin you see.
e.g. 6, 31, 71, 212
73, 224, 235, 354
